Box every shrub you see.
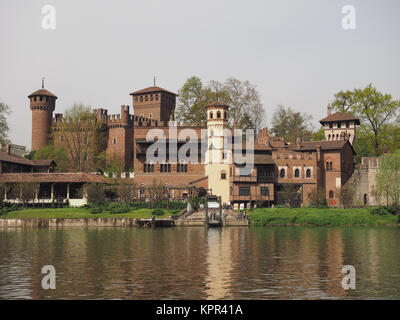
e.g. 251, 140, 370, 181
85, 183, 105, 204
370, 206, 400, 216
106, 202, 132, 214
90, 207, 103, 214
152, 208, 164, 216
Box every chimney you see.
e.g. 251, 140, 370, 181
327, 104, 332, 116
296, 137, 301, 148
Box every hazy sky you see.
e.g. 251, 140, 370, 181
0, 0, 399, 149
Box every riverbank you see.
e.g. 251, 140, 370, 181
249, 208, 399, 227
1, 208, 177, 219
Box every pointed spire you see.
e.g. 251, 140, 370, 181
153, 76, 156, 86
42, 77, 45, 89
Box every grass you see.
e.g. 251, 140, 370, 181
2, 208, 177, 219
249, 207, 399, 227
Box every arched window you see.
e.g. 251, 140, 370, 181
329, 190, 334, 199
217, 111, 221, 119
328, 134, 331, 140
306, 169, 311, 178
329, 162, 333, 171
364, 194, 367, 206
209, 112, 213, 119
280, 169, 285, 178
326, 161, 330, 170
294, 169, 300, 178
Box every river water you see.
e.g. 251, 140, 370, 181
0, 227, 400, 300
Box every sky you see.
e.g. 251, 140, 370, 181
0, 0, 399, 149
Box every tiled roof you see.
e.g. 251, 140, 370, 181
32, 160, 56, 167
320, 112, 360, 124
287, 140, 355, 154
0, 151, 34, 166
206, 102, 229, 109
28, 88, 58, 99
233, 153, 275, 165
130, 86, 177, 96
0, 151, 55, 167
0, 173, 106, 183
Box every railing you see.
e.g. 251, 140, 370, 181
232, 175, 274, 183
232, 175, 257, 182
231, 194, 273, 201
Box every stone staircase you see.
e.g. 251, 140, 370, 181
175, 208, 249, 226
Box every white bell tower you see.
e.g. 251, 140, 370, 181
205, 102, 231, 204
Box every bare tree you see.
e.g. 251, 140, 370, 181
53, 103, 105, 172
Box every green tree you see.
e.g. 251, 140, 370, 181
33, 145, 68, 172
332, 84, 400, 155
175, 76, 213, 126
0, 100, 11, 144
271, 105, 314, 142
376, 151, 400, 206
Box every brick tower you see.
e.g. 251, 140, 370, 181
130, 86, 176, 122
28, 82, 57, 151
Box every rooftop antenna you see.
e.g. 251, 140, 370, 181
216, 88, 219, 102
153, 76, 156, 86
42, 77, 45, 89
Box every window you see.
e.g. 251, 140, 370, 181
329, 162, 333, 171
177, 163, 187, 173
222, 152, 226, 160
209, 112, 213, 119
239, 187, 250, 196
149, 113, 153, 119
346, 122, 349, 128
260, 187, 269, 196
140, 96, 143, 102
306, 169, 311, 178
294, 169, 300, 178
217, 111, 221, 119
221, 172, 226, 180
328, 134, 331, 140
60, 135, 64, 142
338, 123, 341, 129
113, 138, 117, 144
280, 169, 285, 178
329, 190, 334, 199
329, 123, 333, 129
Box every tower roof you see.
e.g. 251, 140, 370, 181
206, 101, 229, 109
28, 88, 58, 99
319, 112, 360, 125
130, 86, 177, 96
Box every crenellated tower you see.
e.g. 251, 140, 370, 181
28, 83, 57, 151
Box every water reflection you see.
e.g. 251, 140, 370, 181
1, 227, 400, 299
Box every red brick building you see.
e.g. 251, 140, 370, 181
27, 84, 358, 207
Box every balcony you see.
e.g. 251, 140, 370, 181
231, 194, 274, 201
232, 175, 257, 183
